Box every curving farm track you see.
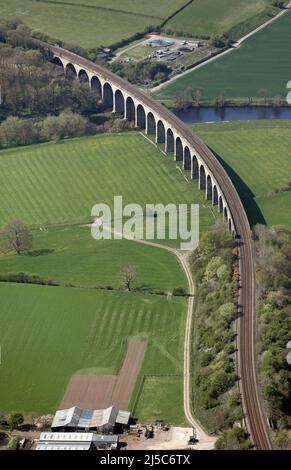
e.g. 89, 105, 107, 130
39, 41, 272, 449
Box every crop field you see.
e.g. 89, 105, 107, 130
0, 0, 186, 49
165, 0, 275, 39
193, 120, 291, 229
156, 9, 291, 105
0, 131, 216, 423
0, 283, 186, 423
0, 133, 215, 230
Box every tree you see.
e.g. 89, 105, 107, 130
216, 91, 225, 107
275, 430, 291, 450
273, 94, 283, 107
272, 1, 286, 8
193, 87, 203, 107
215, 427, 252, 450
120, 265, 137, 291
0, 220, 33, 255
8, 412, 24, 430
259, 88, 270, 105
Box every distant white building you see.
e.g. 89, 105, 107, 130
51, 406, 130, 433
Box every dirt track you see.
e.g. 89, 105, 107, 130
112, 341, 147, 410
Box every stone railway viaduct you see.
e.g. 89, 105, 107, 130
53, 48, 233, 231
42, 43, 271, 450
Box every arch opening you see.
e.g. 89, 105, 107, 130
137, 104, 146, 129
184, 146, 191, 170
192, 155, 199, 179
147, 112, 156, 134
65, 63, 77, 79
213, 185, 218, 205
175, 137, 183, 161
78, 69, 89, 85
219, 196, 223, 213
224, 207, 228, 220
157, 120, 165, 144
206, 174, 213, 200
199, 165, 206, 190
52, 56, 64, 69
103, 82, 113, 110
166, 128, 174, 153
91, 76, 102, 98
126, 97, 135, 121
115, 90, 125, 115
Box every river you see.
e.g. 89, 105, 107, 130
173, 106, 291, 124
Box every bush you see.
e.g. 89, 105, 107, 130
215, 427, 252, 450
6, 437, 19, 450
0, 272, 57, 286
172, 287, 187, 296
8, 412, 24, 429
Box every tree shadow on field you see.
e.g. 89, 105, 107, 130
27, 249, 54, 257
209, 147, 266, 228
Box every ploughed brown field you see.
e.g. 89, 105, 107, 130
59, 375, 116, 409
111, 340, 147, 410
59, 341, 147, 410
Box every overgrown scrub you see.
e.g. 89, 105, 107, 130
253, 225, 291, 444
0, 110, 94, 149
215, 427, 252, 450
190, 223, 245, 437
110, 60, 171, 86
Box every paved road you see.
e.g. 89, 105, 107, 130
40, 41, 272, 449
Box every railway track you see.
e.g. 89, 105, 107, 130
39, 41, 272, 449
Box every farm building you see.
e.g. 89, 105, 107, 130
51, 406, 130, 433
36, 432, 119, 451
36, 432, 95, 451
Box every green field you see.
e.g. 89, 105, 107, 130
0, 132, 216, 422
0, 283, 186, 422
193, 120, 291, 229
0, 226, 187, 292
165, 0, 275, 39
0, 133, 214, 230
0, 0, 186, 49
133, 376, 184, 424
156, 10, 291, 104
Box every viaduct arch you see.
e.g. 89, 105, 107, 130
49, 45, 235, 232
44, 43, 271, 450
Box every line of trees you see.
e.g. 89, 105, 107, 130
253, 224, 291, 448
0, 109, 95, 149
190, 223, 249, 446
173, 86, 284, 110
190, 223, 253, 449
